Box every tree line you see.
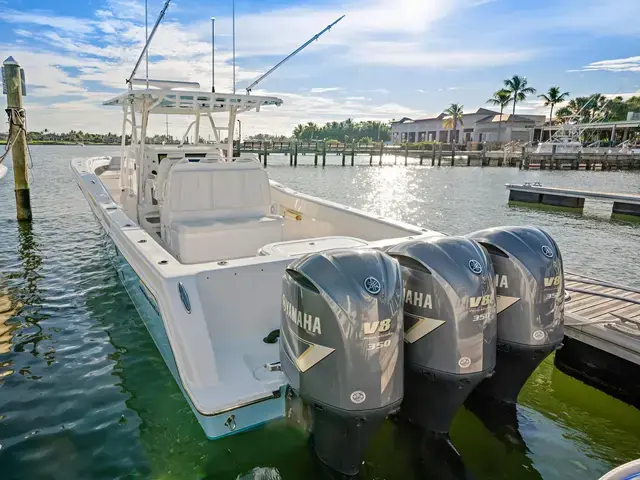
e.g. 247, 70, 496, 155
0, 129, 181, 145
291, 119, 391, 142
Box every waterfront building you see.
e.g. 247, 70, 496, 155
391, 108, 545, 145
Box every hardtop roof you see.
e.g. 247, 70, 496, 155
103, 89, 283, 115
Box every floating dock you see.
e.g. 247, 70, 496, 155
506, 183, 640, 218
556, 272, 640, 407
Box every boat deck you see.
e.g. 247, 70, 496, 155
565, 273, 640, 366
100, 170, 122, 202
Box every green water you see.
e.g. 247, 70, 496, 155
1, 146, 639, 479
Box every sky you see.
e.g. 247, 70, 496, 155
1, 0, 639, 137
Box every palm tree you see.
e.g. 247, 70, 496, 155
538, 87, 570, 141
442, 103, 464, 158
292, 124, 305, 139
486, 89, 512, 142
503, 75, 536, 118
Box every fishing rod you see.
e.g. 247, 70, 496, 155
128, 0, 172, 85
245, 15, 345, 94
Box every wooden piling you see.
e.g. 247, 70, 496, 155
314, 143, 318, 166
263, 142, 268, 167
3, 57, 31, 221
431, 144, 436, 166
404, 142, 409, 166
294, 142, 298, 167
437, 143, 442, 167
350, 142, 355, 166
369, 152, 373, 166
322, 141, 327, 167
342, 143, 346, 166
379, 143, 383, 166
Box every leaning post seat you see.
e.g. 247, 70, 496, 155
160, 158, 284, 263
153, 153, 184, 205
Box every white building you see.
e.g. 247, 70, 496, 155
391, 108, 545, 145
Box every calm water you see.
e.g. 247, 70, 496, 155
1, 146, 639, 480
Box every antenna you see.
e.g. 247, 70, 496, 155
245, 15, 344, 94
232, 0, 236, 94
145, 0, 149, 88
128, 0, 172, 84
211, 17, 216, 93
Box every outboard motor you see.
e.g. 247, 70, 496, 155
387, 236, 497, 434
280, 249, 404, 475
467, 226, 564, 404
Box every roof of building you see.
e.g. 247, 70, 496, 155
476, 114, 540, 124
391, 108, 500, 124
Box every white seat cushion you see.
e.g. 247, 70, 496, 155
161, 159, 283, 263
170, 216, 283, 264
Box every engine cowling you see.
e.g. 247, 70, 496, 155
387, 236, 497, 434
280, 248, 404, 475
467, 226, 564, 404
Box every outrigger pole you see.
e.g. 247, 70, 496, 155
127, 0, 172, 85
245, 15, 345, 94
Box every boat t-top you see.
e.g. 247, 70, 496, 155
71, 2, 565, 474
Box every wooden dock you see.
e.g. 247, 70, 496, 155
234, 141, 640, 171
506, 183, 640, 218
557, 272, 640, 406
564, 272, 640, 366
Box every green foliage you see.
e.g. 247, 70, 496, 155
245, 133, 290, 142
486, 89, 512, 113
555, 94, 640, 123
13, 130, 177, 145
291, 119, 391, 142
442, 103, 464, 130
503, 75, 536, 115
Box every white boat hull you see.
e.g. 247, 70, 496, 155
71, 155, 437, 439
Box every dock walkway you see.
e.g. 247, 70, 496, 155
564, 272, 640, 366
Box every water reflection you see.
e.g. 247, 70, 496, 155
0, 221, 47, 382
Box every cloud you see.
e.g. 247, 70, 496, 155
2, 9, 96, 34
310, 87, 342, 93
579, 56, 640, 72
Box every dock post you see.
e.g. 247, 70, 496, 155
420, 155, 424, 166
314, 143, 318, 166
289, 146, 293, 166
2, 57, 31, 221
404, 142, 409, 166
263, 142, 268, 167
322, 141, 327, 167
379, 143, 383, 166
437, 143, 442, 166
351, 142, 355, 166
342, 143, 346, 166
294, 142, 298, 167
432, 144, 436, 166
370, 151, 373, 166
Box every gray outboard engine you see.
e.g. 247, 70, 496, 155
280, 249, 404, 475
387, 236, 497, 434
467, 226, 564, 404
